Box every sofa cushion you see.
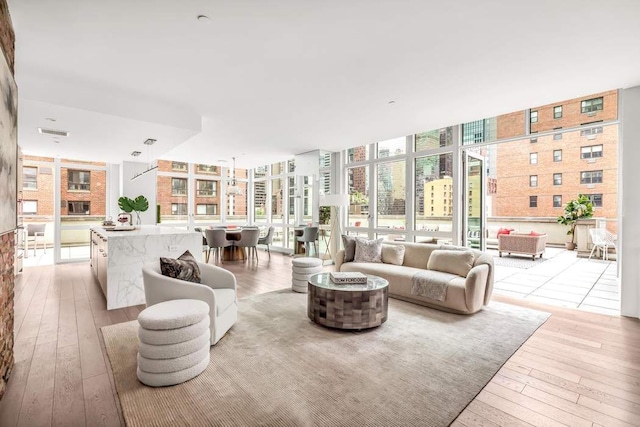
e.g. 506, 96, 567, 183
354, 237, 383, 263
159, 250, 201, 283
427, 249, 475, 277
382, 244, 405, 265
342, 235, 357, 262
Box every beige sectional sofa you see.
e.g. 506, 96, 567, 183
335, 242, 494, 314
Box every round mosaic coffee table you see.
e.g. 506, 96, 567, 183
307, 273, 389, 330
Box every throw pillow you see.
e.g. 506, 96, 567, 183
354, 237, 384, 263
342, 234, 357, 262
160, 250, 201, 283
382, 244, 405, 266
427, 249, 475, 277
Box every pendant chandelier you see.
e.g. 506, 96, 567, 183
227, 157, 243, 195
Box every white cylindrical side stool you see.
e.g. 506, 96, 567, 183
292, 257, 323, 293
137, 299, 211, 387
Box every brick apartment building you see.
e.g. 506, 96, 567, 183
494, 90, 618, 227
156, 160, 248, 221
21, 156, 106, 218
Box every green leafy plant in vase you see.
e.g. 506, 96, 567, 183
118, 195, 149, 226
556, 195, 593, 250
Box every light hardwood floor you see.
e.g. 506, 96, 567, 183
1, 252, 639, 426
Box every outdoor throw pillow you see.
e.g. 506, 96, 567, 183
342, 234, 357, 262
427, 249, 475, 277
160, 250, 201, 283
382, 244, 405, 266
354, 237, 384, 263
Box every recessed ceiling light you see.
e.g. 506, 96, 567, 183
197, 15, 211, 23
53, 139, 60, 144
131, 151, 141, 157
143, 138, 156, 145
217, 159, 228, 163
45, 117, 56, 122
38, 127, 70, 137
388, 100, 396, 105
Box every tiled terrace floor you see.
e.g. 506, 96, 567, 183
23, 245, 621, 315
490, 247, 620, 315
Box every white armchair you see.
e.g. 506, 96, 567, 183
142, 261, 238, 345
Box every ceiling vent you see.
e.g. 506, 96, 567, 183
38, 127, 70, 137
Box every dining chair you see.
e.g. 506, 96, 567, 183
204, 229, 232, 264
26, 223, 46, 257
296, 226, 319, 257
257, 226, 275, 259
235, 228, 261, 262
588, 228, 617, 261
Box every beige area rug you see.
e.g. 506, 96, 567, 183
102, 290, 549, 427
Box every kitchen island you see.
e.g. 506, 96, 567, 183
90, 225, 202, 310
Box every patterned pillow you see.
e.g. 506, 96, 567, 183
341, 234, 357, 262
160, 250, 201, 283
354, 237, 384, 263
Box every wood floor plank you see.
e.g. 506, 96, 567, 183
75, 297, 107, 379
53, 345, 86, 426
17, 341, 57, 427
6, 256, 640, 427
82, 373, 121, 427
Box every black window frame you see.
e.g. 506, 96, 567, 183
580, 145, 603, 159
67, 169, 91, 191
553, 105, 563, 119
68, 201, 90, 215
581, 170, 603, 184
171, 177, 188, 196
529, 196, 537, 208
581, 97, 603, 113
553, 195, 562, 208
553, 149, 562, 162
553, 173, 562, 185
529, 175, 538, 187
23, 166, 38, 190
582, 193, 603, 207
171, 203, 188, 215
196, 179, 217, 197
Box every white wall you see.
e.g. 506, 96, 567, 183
121, 161, 157, 225
620, 86, 640, 318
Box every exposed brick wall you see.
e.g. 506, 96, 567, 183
0, 0, 15, 401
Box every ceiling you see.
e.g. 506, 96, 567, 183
8, 0, 640, 168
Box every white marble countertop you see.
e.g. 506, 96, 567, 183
91, 225, 199, 239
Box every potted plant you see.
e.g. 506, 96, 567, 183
118, 195, 149, 226
557, 195, 593, 250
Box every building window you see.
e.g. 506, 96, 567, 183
581, 170, 603, 184
196, 164, 218, 174
171, 161, 188, 171
530, 153, 538, 165
67, 170, 90, 191
581, 97, 603, 113
553, 106, 563, 119
581, 126, 603, 136
582, 193, 603, 207
23, 166, 38, 189
530, 137, 537, 143
530, 110, 538, 124
22, 200, 37, 215
171, 203, 188, 215
553, 133, 562, 140
529, 196, 537, 208
529, 175, 538, 187
196, 204, 217, 215
553, 150, 562, 162
196, 179, 217, 197
68, 201, 90, 215
581, 145, 603, 159
171, 178, 188, 196
553, 173, 562, 185
553, 195, 562, 208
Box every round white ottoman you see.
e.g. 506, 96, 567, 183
137, 299, 211, 387
292, 257, 323, 293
